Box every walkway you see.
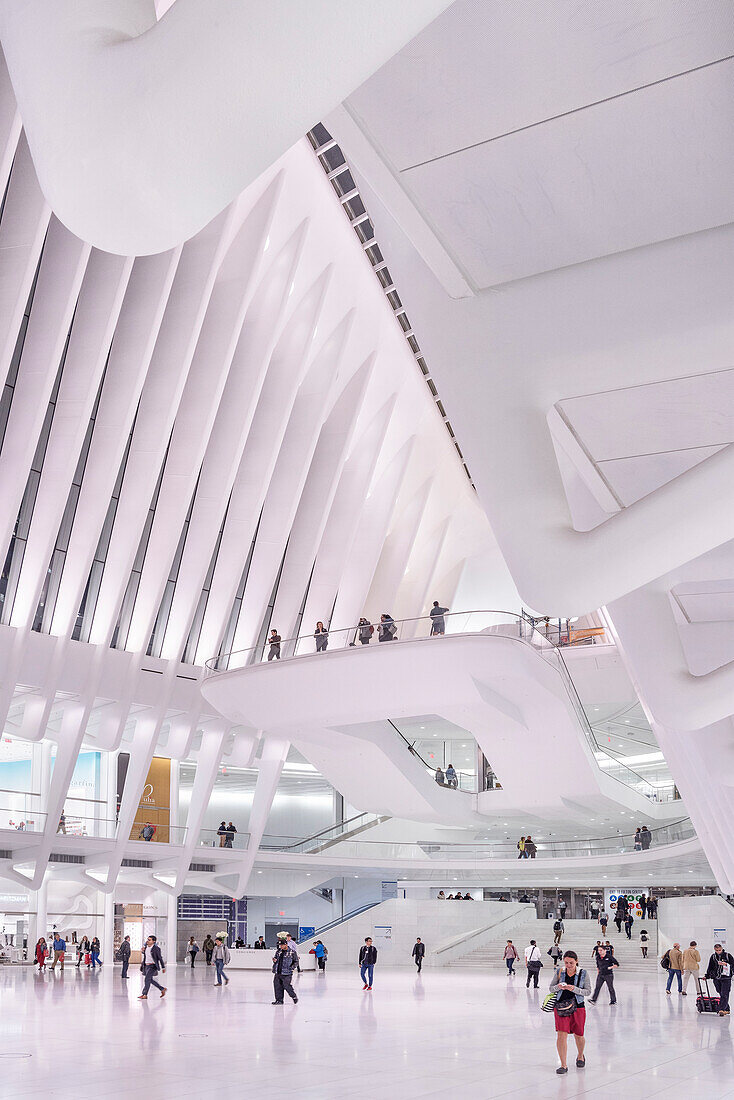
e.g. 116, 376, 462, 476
1, 963, 731, 1099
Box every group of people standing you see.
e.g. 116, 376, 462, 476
266, 601, 451, 660
517, 836, 538, 859
216, 821, 239, 847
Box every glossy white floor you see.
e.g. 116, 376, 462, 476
1, 962, 733, 1099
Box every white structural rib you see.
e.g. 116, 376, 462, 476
0, 218, 90, 563
50, 247, 181, 636
88, 206, 236, 646
10, 250, 133, 629
0, 0, 454, 253
0, 135, 50, 387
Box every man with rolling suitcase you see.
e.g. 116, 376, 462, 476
705, 943, 734, 1016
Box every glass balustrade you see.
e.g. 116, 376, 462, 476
197, 828, 250, 850
0, 793, 45, 833
261, 818, 695, 862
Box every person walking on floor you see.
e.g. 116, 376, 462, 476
429, 601, 449, 636
90, 937, 102, 969
682, 941, 700, 994
639, 894, 648, 919
203, 934, 215, 965
665, 942, 684, 994
314, 621, 328, 652
267, 629, 281, 660
553, 918, 564, 946
504, 940, 519, 975
78, 935, 90, 968
50, 932, 66, 971
138, 934, 166, 999
359, 937, 378, 990
119, 934, 131, 978
640, 929, 649, 959
35, 938, 48, 971
549, 942, 563, 967
412, 937, 426, 973
525, 940, 543, 988
272, 938, 298, 1004
187, 936, 199, 968
213, 934, 230, 986
588, 943, 619, 1005
550, 950, 591, 1074
599, 910, 609, 936
705, 942, 734, 1016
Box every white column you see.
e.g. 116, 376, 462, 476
166, 892, 178, 967
28, 879, 47, 953
103, 889, 114, 962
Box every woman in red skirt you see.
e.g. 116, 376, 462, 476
549, 950, 591, 1074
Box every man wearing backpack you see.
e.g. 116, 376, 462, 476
553, 918, 564, 946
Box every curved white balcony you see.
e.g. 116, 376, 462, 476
201, 611, 686, 826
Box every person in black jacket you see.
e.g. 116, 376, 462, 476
588, 944, 619, 1005
253, 936, 266, 950
138, 935, 166, 999
412, 937, 426, 973
272, 940, 298, 1005
119, 935, 131, 979
359, 937, 378, 989
705, 943, 734, 1016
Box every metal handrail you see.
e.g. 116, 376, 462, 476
204, 608, 531, 673
299, 900, 382, 942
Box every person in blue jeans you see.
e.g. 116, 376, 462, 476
90, 937, 102, 969
213, 934, 230, 986
666, 943, 683, 994
359, 937, 378, 990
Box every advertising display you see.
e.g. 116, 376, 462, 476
130, 757, 171, 842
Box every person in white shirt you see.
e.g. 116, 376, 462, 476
525, 939, 542, 988
138, 935, 166, 999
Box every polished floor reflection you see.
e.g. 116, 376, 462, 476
1, 962, 733, 1098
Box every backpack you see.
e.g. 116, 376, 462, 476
554, 921, 562, 932
660, 950, 671, 970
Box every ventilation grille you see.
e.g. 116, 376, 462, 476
189, 862, 215, 872
0, 849, 11, 858
49, 852, 84, 864
121, 858, 152, 868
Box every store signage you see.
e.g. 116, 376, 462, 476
604, 889, 645, 916
0, 894, 28, 905
714, 928, 727, 945
381, 881, 398, 900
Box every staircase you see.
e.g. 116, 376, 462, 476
448, 917, 658, 973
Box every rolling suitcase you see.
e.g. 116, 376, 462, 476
696, 976, 720, 1013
